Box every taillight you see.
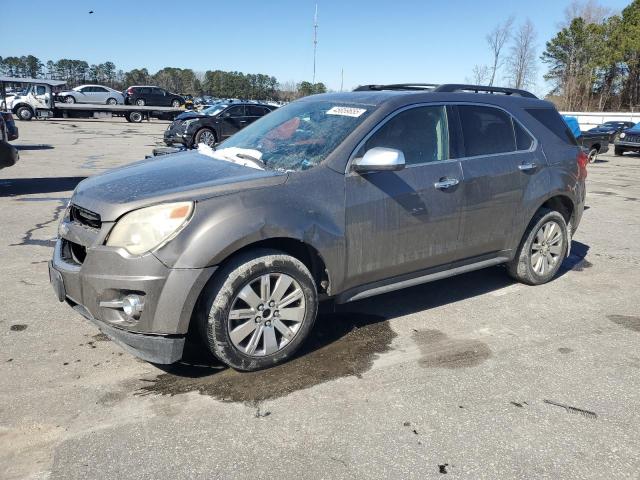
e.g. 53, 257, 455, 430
577, 150, 588, 180
127, 87, 134, 94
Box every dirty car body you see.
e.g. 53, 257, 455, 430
50, 85, 586, 369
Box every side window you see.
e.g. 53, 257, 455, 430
79, 86, 91, 93
225, 106, 245, 117
357, 106, 449, 165
246, 105, 268, 117
152, 88, 165, 96
95, 87, 108, 93
513, 120, 534, 150
141, 87, 151, 94
35, 85, 46, 95
458, 105, 516, 156
525, 108, 578, 145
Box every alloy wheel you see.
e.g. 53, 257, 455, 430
227, 273, 306, 357
530, 221, 564, 275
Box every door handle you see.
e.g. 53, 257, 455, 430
518, 162, 537, 172
434, 178, 460, 190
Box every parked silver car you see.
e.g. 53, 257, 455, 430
58, 85, 125, 105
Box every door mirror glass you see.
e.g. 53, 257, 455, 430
353, 147, 405, 173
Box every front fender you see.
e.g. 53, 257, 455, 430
153, 168, 347, 291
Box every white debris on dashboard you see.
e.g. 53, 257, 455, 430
197, 144, 265, 170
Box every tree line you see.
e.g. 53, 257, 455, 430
0, 56, 326, 100
472, 0, 640, 111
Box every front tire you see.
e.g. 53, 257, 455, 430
507, 209, 569, 285
615, 147, 624, 156
193, 128, 217, 148
16, 106, 33, 121
106, 98, 118, 105
65, 96, 76, 104
199, 249, 318, 371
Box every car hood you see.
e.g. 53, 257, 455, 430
72, 150, 287, 221
174, 111, 207, 121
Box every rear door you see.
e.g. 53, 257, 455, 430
344, 105, 464, 289
453, 104, 539, 258
220, 105, 246, 138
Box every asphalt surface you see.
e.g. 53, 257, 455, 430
1, 118, 639, 480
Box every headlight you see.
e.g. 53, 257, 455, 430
182, 119, 198, 129
106, 202, 193, 255
620, 132, 626, 139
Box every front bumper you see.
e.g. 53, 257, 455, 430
163, 128, 191, 147
614, 140, 640, 150
49, 237, 217, 364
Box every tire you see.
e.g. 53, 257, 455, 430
615, 147, 624, 156
199, 249, 318, 371
106, 98, 118, 105
16, 106, 33, 121
587, 148, 598, 163
128, 111, 143, 123
507, 208, 569, 286
65, 96, 75, 104
193, 128, 217, 148
171, 99, 181, 108
135, 98, 145, 106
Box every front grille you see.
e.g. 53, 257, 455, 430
69, 205, 101, 230
624, 134, 640, 143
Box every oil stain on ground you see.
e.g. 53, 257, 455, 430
412, 329, 491, 369
608, 315, 640, 332
137, 312, 394, 403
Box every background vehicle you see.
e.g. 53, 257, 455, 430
50, 83, 586, 371
124, 86, 184, 107
57, 84, 125, 105
588, 121, 636, 142
614, 124, 640, 155
0, 111, 18, 140
164, 102, 277, 147
2, 76, 182, 123
563, 115, 609, 162
0, 115, 19, 169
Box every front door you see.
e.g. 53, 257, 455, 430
345, 105, 464, 290
220, 105, 246, 138
32, 84, 50, 109
453, 104, 541, 258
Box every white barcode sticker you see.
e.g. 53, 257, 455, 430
326, 106, 367, 117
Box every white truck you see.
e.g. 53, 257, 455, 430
1, 76, 182, 123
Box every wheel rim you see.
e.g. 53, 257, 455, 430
136, 99, 144, 106
198, 130, 215, 146
227, 273, 306, 357
172, 100, 180, 107
107, 98, 117, 105
19, 109, 31, 119
531, 221, 564, 276
131, 113, 142, 122
588, 149, 597, 163
65, 96, 74, 103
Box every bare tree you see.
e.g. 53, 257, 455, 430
486, 16, 515, 86
506, 19, 538, 89
470, 65, 491, 85
562, 0, 611, 26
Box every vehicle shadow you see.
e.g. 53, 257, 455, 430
159, 241, 591, 381
0, 176, 86, 197
15, 145, 54, 151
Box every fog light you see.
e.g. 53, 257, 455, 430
122, 295, 144, 319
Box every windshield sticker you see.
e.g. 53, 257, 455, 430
326, 106, 367, 118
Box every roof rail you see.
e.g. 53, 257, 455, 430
353, 82, 537, 98
432, 84, 537, 98
353, 83, 438, 92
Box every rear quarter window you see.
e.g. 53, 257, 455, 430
525, 108, 578, 146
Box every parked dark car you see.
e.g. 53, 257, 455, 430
563, 116, 609, 162
164, 102, 277, 148
589, 121, 636, 142
0, 111, 18, 141
124, 86, 184, 107
0, 113, 19, 169
614, 123, 640, 156
49, 83, 586, 371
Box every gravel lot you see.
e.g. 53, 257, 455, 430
1, 118, 639, 480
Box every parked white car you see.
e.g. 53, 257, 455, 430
58, 85, 125, 105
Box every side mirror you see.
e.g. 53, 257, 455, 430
352, 147, 405, 173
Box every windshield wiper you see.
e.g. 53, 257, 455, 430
235, 152, 266, 166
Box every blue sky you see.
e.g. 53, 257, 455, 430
1, 0, 632, 93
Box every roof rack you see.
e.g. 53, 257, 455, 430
353, 83, 537, 98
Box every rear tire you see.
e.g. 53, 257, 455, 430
127, 111, 143, 123
615, 147, 624, 156
587, 148, 598, 163
198, 249, 318, 371
507, 208, 568, 286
